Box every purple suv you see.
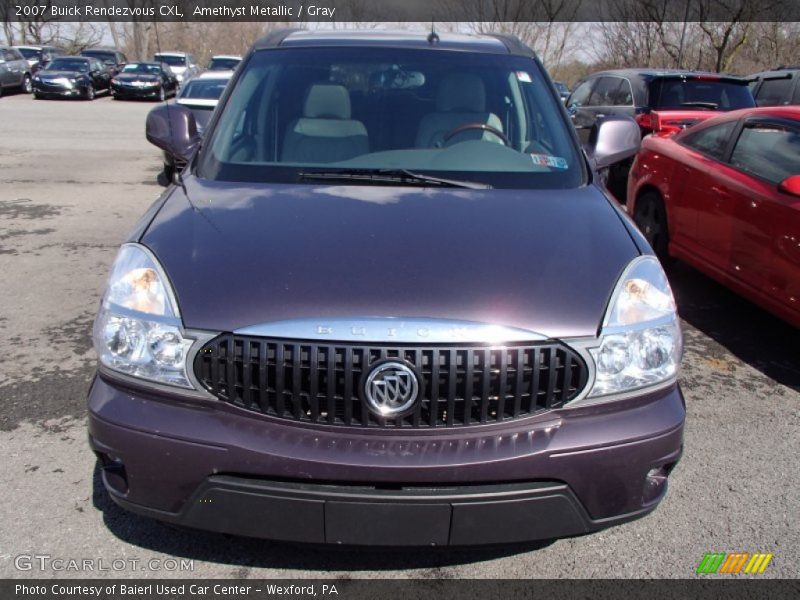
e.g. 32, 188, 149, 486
88, 30, 685, 546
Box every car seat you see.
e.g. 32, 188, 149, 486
282, 83, 369, 163
415, 73, 504, 148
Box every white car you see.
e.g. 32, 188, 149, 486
152, 51, 200, 84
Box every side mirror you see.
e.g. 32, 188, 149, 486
778, 175, 800, 197
146, 104, 200, 163
586, 116, 641, 170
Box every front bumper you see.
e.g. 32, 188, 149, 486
33, 83, 81, 97
88, 374, 685, 545
111, 84, 160, 99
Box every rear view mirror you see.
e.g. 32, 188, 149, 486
778, 175, 800, 197
586, 116, 641, 170
146, 104, 200, 163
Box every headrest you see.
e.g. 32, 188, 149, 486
303, 84, 351, 119
436, 73, 486, 112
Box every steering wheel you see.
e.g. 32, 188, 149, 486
441, 123, 509, 146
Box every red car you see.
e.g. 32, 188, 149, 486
628, 106, 800, 328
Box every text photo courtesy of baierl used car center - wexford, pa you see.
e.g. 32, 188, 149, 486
0, 0, 798, 598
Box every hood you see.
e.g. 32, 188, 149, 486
40, 70, 85, 79
141, 178, 639, 339
116, 73, 159, 83
169, 66, 187, 76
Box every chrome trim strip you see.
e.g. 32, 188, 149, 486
235, 317, 548, 344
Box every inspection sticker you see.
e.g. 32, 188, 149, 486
516, 71, 532, 83
530, 153, 569, 169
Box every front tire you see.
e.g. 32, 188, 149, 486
83, 84, 95, 101
22, 74, 33, 94
634, 191, 670, 261
157, 86, 165, 102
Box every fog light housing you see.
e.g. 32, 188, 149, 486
642, 464, 672, 504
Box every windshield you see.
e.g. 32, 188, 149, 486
122, 63, 161, 75
650, 78, 755, 110
208, 57, 240, 70
155, 55, 186, 67
45, 58, 89, 73
17, 48, 39, 59
180, 78, 229, 100
82, 51, 114, 63
197, 47, 583, 189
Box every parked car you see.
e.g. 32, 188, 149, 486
110, 61, 179, 101
0, 46, 33, 96
13, 45, 65, 74
32, 56, 112, 100
567, 69, 756, 201
152, 52, 200, 84
93, 29, 684, 547
80, 47, 127, 76
554, 80, 570, 103
628, 106, 800, 327
206, 55, 242, 71
176, 70, 232, 131
749, 67, 800, 106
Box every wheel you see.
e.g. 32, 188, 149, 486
633, 191, 670, 261
83, 84, 95, 101
157, 86, 165, 102
21, 74, 32, 94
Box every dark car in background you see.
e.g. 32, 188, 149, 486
749, 67, 800, 106
628, 106, 800, 327
111, 62, 179, 101
206, 55, 242, 71
95, 29, 684, 546
153, 52, 200, 85
567, 69, 756, 201
0, 46, 34, 96
13, 45, 65, 74
32, 56, 112, 100
81, 47, 127, 76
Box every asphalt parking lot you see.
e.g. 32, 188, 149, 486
0, 90, 798, 579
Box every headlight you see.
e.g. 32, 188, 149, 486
587, 255, 682, 397
93, 243, 195, 388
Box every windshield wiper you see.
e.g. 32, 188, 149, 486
679, 101, 719, 110
297, 168, 492, 189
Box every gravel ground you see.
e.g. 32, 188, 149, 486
0, 90, 798, 579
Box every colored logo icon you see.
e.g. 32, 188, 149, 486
697, 552, 773, 574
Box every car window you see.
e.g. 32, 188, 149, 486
567, 80, 592, 107
155, 55, 186, 67
3, 49, 17, 61
16, 47, 39, 60
650, 78, 755, 110
199, 47, 584, 190
755, 76, 794, 107
729, 121, 800, 184
588, 77, 630, 107
680, 121, 737, 160
180, 78, 229, 99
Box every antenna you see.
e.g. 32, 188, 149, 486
428, 22, 439, 45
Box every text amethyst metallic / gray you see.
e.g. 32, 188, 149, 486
88, 29, 685, 546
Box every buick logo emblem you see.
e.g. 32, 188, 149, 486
364, 361, 419, 417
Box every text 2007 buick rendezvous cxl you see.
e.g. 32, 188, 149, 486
88, 29, 685, 546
